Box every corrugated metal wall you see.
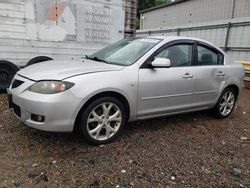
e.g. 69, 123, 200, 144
137, 18, 250, 61
140, 0, 250, 30
138, 0, 250, 61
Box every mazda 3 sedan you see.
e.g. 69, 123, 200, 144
7, 36, 244, 145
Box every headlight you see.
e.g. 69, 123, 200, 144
29, 81, 74, 94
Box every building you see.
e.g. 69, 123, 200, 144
0, 0, 137, 90
123, 0, 137, 36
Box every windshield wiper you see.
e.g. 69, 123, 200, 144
85, 55, 109, 64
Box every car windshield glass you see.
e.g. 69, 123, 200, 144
87, 38, 161, 66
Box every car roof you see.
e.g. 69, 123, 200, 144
146, 35, 207, 43
145, 35, 224, 54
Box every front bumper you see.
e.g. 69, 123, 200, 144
8, 75, 84, 132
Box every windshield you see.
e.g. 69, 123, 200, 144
87, 38, 161, 66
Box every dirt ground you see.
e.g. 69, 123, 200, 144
0, 89, 249, 188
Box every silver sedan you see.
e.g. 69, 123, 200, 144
8, 36, 245, 145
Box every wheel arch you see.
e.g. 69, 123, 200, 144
224, 84, 240, 100
73, 91, 130, 132
26, 56, 53, 66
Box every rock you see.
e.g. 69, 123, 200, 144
243, 111, 246, 114
171, 176, 176, 180
90, 180, 99, 187
88, 159, 95, 165
52, 160, 57, 164
32, 163, 39, 168
240, 137, 247, 140
2, 180, 8, 188
121, 169, 126, 173
12, 180, 20, 187
232, 168, 241, 176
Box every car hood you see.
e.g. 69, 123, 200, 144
18, 59, 124, 81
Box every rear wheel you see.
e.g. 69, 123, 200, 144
79, 97, 126, 145
212, 88, 236, 118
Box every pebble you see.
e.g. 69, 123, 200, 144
32, 163, 39, 168
99, 144, 104, 148
240, 137, 248, 140
121, 169, 126, 173
171, 176, 176, 180
11, 180, 20, 187
232, 168, 241, 176
243, 111, 246, 114
52, 160, 57, 164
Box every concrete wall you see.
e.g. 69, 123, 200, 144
140, 0, 250, 30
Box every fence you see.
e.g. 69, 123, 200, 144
136, 18, 250, 61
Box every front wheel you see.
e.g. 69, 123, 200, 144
212, 88, 236, 118
79, 97, 126, 145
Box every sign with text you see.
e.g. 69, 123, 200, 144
76, 1, 124, 44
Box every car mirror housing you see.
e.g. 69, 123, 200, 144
151, 58, 171, 68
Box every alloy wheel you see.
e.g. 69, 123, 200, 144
219, 91, 235, 116
86, 102, 122, 141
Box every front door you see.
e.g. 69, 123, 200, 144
137, 42, 196, 118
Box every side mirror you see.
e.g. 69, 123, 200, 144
151, 58, 171, 68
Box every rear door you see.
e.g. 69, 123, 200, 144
193, 42, 226, 107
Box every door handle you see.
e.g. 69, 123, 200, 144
182, 73, 194, 79
216, 71, 226, 77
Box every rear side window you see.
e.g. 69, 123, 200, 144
197, 45, 223, 65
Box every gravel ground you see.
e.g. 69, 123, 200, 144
0, 89, 249, 188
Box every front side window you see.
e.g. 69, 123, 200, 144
197, 45, 223, 65
154, 44, 193, 67
87, 38, 161, 66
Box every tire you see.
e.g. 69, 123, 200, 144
212, 88, 236, 119
0, 60, 19, 91
26, 56, 53, 66
79, 97, 126, 145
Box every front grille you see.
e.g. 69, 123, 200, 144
13, 103, 21, 118
11, 79, 24, 89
